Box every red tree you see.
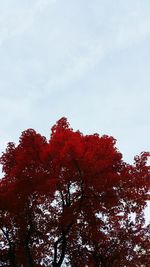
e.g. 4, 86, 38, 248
0, 118, 150, 267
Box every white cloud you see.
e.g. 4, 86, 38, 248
0, 0, 150, 97
37, 1, 150, 91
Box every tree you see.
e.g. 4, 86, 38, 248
0, 117, 150, 266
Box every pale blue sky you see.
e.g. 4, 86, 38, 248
0, 1, 150, 220
1, 0, 150, 164
0, 0, 149, 154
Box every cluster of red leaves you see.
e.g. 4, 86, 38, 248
0, 118, 150, 267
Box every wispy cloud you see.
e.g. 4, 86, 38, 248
0, 0, 150, 95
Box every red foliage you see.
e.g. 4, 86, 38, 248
0, 117, 150, 267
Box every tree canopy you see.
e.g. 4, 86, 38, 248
0, 118, 150, 267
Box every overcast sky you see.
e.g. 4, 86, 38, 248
0, 1, 150, 218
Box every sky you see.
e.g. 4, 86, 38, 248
0, 0, 150, 219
